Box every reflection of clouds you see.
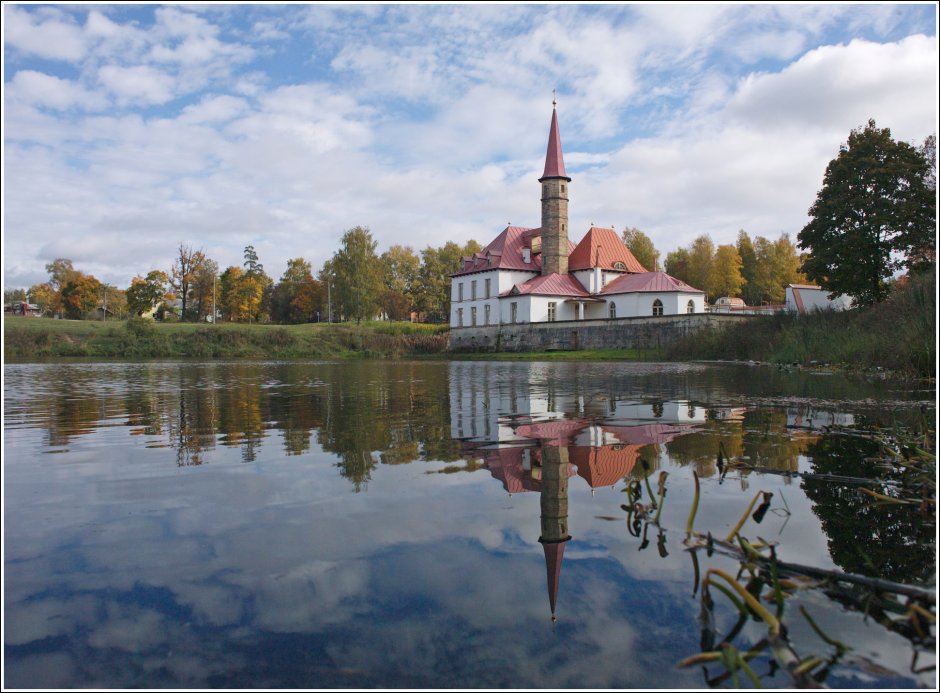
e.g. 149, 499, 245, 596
87, 605, 168, 652
4, 596, 98, 645
3, 653, 77, 690
245, 560, 370, 633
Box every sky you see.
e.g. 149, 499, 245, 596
2, 2, 937, 291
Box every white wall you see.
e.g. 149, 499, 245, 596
785, 286, 853, 313
607, 292, 704, 318
451, 270, 539, 327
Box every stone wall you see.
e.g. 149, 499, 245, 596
448, 314, 753, 352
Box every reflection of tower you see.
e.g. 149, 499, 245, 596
538, 444, 571, 622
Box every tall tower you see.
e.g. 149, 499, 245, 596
539, 100, 571, 275
538, 444, 571, 621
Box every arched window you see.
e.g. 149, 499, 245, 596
652, 299, 664, 316
609, 302, 616, 319
613, 261, 626, 270
687, 299, 695, 314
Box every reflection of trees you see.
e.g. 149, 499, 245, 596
665, 410, 807, 478
802, 434, 935, 583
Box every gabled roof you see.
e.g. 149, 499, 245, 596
454, 226, 578, 277
540, 107, 570, 181
568, 226, 647, 272
505, 272, 590, 298
453, 226, 539, 276
600, 271, 703, 295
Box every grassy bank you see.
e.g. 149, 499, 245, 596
3, 318, 451, 360
666, 272, 936, 378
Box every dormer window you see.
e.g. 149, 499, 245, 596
613, 261, 626, 270
522, 248, 531, 263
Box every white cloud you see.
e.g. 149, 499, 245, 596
97, 64, 176, 106
2, 5, 937, 290
3, 5, 87, 61
9, 70, 107, 111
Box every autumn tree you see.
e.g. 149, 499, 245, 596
685, 235, 715, 297
27, 283, 57, 316
241, 245, 272, 323
126, 270, 170, 317
170, 244, 207, 321
622, 227, 660, 272
60, 272, 103, 319
331, 227, 383, 324
380, 245, 420, 320
709, 244, 744, 298
219, 266, 246, 321
798, 119, 936, 306
271, 258, 322, 323
101, 284, 127, 319
190, 258, 219, 322
43, 258, 77, 317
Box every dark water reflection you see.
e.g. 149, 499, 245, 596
3, 360, 935, 688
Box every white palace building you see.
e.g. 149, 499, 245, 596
450, 105, 705, 329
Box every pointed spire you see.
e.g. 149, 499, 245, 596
540, 100, 570, 182
541, 538, 568, 618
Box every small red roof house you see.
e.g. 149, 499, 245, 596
450, 105, 704, 328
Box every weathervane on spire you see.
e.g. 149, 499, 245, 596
552, 88, 557, 108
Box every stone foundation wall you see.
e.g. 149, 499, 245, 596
448, 314, 753, 352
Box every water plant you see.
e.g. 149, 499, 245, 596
623, 426, 935, 688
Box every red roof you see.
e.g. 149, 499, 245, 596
454, 226, 578, 277
568, 227, 647, 272
514, 419, 589, 445
602, 423, 698, 446
569, 445, 641, 488
600, 271, 703, 295
540, 107, 570, 181
506, 272, 589, 298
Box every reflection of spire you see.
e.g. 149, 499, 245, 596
538, 444, 571, 621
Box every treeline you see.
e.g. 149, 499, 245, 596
621, 227, 804, 304
8, 228, 481, 325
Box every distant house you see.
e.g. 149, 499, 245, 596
711, 296, 784, 315
785, 284, 853, 314
9, 301, 42, 317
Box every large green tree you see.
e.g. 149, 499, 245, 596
126, 270, 170, 317
332, 227, 383, 324
798, 119, 936, 306
621, 227, 660, 272
380, 245, 421, 321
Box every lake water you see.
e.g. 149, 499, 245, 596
3, 360, 935, 688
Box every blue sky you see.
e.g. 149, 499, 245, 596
3, 3, 937, 290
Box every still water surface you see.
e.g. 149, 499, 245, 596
4, 360, 935, 688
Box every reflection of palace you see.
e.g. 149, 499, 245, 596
449, 362, 705, 619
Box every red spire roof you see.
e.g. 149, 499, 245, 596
568, 226, 648, 272
540, 107, 570, 181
